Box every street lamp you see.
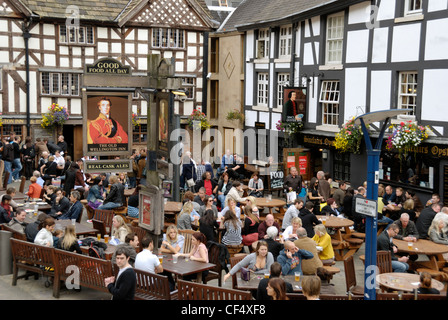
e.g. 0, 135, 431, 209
354, 108, 413, 300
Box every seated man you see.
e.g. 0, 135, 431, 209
7, 208, 28, 234
258, 214, 281, 240
98, 175, 124, 210
135, 235, 163, 274
377, 223, 409, 272
49, 188, 71, 218
112, 232, 139, 268
277, 240, 313, 276
58, 191, 83, 221
256, 262, 293, 300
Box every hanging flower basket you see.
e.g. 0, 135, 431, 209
0, 112, 3, 127
334, 117, 363, 154
132, 112, 141, 127
276, 120, 303, 136
187, 109, 210, 131
386, 121, 431, 154
226, 108, 245, 124
41, 103, 69, 132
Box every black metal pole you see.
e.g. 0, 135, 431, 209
23, 21, 31, 137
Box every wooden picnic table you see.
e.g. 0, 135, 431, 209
393, 238, 448, 271
24, 214, 99, 237
0, 190, 26, 200
16, 201, 52, 213
161, 253, 216, 283
254, 197, 286, 216
376, 272, 444, 293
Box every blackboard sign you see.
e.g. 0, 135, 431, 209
268, 163, 284, 191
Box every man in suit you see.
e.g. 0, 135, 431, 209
105, 246, 136, 300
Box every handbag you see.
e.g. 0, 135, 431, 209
186, 178, 195, 187
240, 267, 251, 281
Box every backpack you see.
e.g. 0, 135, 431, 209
2, 143, 14, 162
88, 244, 106, 259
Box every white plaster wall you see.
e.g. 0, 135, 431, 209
348, 1, 371, 24
346, 29, 369, 63
245, 63, 254, 106
246, 30, 254, 61
370, 70, 392, 112
259, 111, 270, 129
372, 27, 389, 63
344, 68, 367, 119
421, 69, 448, 122
391, 24, 421, 62
428, 0, 448, 12
425, 18, 448, 61
303, 42, 314, 65
307, 77, 318, 124
377, 0, 395, 21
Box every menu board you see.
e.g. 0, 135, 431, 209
269, 163, 284, 191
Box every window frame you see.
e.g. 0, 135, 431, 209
279, 26, 292, 59
325, 12, 344, 65
257, 73, 269, 107
404, 0, 423, 16
151, 28, 185, 49
41, 72, 80, 97
59, 25, 94, 45
277, 73, 290, 108
319, 80, 340, 126
398, 71, 418, 115
256, 28, 270, 59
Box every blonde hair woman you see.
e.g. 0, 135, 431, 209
161, 225, 185, 253
177, 201, 199, 230
57, 225, 82, 254
312, 224, 334, 265
283, 217, 302, 240
111, 215, 131, 243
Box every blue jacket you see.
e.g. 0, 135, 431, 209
59, 201, 83, 221
277, 248, 314, 276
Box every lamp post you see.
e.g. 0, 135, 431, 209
354, 109, 412, 300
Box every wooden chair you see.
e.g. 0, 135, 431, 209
179, 229, 195, 254
93, 209, 114, 233
19, 176, 26, 193
376, 292, 415, 300
130, 224, 149, 252
178, 279, 252, 300
343, 255, 364, 296
229, 253, 247, 289
92, 219, 107, 237
226, 244, 244, 258
377, 250, 393, 274
286, 293, 307, 300
203, 241, 228, 287
134, 268, 178, 300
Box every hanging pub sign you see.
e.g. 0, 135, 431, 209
282, 87, 307, 123
85, 58, 132, 75
83, 92, 132, 156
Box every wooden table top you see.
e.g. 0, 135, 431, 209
25, 214, 99, 237
376, 272, 444, 292
315, 215, 354, 228
236, 274, 302, 292
160, 253, 216, 278
255, 198, 286, 208
164, 201, 182, 214
0, 191, 26, 200
393, 239, 448, 255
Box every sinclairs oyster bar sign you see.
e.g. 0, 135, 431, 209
85, 58, 131, 75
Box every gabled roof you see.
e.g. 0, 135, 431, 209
220, 0, 362, 32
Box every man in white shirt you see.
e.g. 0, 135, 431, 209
135, 236, 163, 274
54, 150, 65, 170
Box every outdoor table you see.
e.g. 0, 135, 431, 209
393, 238, 448, 271
24, 214, 99, 237
254, 197, 286, 216
376, 272, 444, 293
0, 190, 26, 200
236, 274, 302, 292
316, 215, 361, 261
17, 201, 51, 213
161, 253, 216, 283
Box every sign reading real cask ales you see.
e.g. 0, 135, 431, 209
84, 160, 133, 173
85, 58, 131, 75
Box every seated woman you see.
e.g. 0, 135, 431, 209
26, 176, 43, 200
34, 217, 56, 247
198, 195, 219, 219
248, 172, 264, 198
111, 215, 132, 244
0, 195, 13, 224
176, 232, 210, 280
223, 241, 274, 282
86, 176, 104, 210
199, 209, 220, 243
177, 201, 200, 230
43, 185, 57, 205
395, 199, 416, 221
57, 225, 82, 254
418, 271, 440, 294
428, 218, 448, 245
215, 171, 232, 209
127, 193, 139, 218
320, 198, 339, 216
282, 217, 302, 241
221, 208, 242, 246
241, 205, 260, 247
312, 224, 335, 265
219, 198, 241, 219
161, 225, 185, 254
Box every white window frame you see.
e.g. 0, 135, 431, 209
398, 72, 418, 115
257, 73, 269, 107
152, 28, 184, 49
279, 26, 292, 59
256, 29, 270, 59
277, 73, 290, 109
325, 12, 344, 65
405, 0, 423, 16
41, 72, 80, 96
182, 77, 195, 100
59, 25, 94, 44
319, 80, 340, 126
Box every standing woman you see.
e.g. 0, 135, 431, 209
267, 278, 289, 300
307, 177, 324, 214
21, 136, 35, 180
34, 217, 56, 247
57, 225, 82, 254
221, 208, 242, 246
223, 241, 274, 282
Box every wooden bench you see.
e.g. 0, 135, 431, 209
10, 238, 58, 296
2, 224, 27, 241
53, 248, 114, 298
177, 279, 252, 300
416, 268, 448, 282
287, 293, 363, 300
133, 268, 178, 300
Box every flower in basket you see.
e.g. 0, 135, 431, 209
386, 120, 431, 153
132, 112, 140, 127
276, 119, 303, 136
226, 108, 245, 124
41, 103, 69, 131
334, 117, 363, 154
0, 112, 3, 127
188, 109, 210, 130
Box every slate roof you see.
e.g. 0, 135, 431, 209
220, 0, 360, 32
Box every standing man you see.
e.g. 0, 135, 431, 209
332, 181, 346, 209
57, 135, 68, 154
11, 136, 22, 183
283, 166, 302, 197
317, 171, 330, 202
104, 247, 136, 300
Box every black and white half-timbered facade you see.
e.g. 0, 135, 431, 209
223, 0, 448, 204
0, 0, 214, 160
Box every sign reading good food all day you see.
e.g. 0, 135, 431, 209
85, 58, 131, 75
